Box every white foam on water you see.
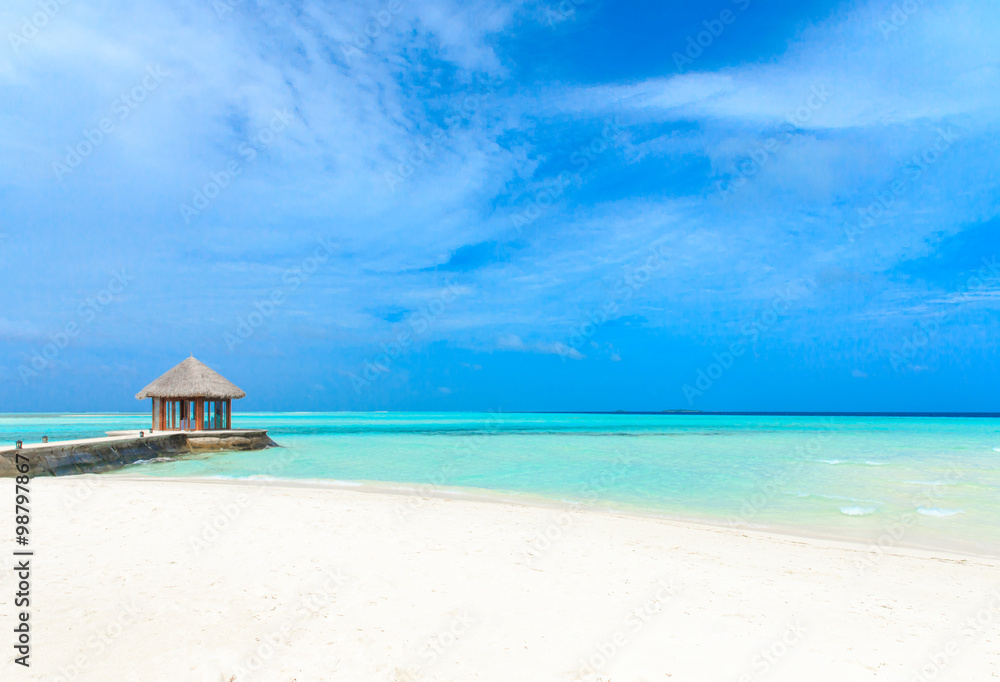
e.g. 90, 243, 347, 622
785, 492, 885, 505
994, 447, 1000, 453
917, 507, 965, 517
839, 506, 876, 516
125, 457, 175, 466
809, 459, 886, 466
902, 480, 955, 486
823, 493, 882, 503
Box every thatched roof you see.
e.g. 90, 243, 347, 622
135, 356, 246, 400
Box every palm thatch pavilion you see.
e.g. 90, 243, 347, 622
136, 356, 246, 432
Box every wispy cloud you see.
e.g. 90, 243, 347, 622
1, 0, 998, 409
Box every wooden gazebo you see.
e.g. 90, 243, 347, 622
136, 356, 246, 431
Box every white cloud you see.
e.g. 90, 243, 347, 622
497, 334, 524, 349
554, 0, 1000, 130
495, 334, 584, 360
1, 0, 997, 368
0, 318, 42, 342
535, 341, 584, 360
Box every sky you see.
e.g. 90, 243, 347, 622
0, 0, 998, 413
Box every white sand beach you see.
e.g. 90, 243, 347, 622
3, 476, 999, 681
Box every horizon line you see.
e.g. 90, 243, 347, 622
2, 410, 999, 418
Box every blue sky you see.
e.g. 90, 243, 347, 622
1, 0, 998, 412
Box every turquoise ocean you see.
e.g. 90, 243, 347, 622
4, 412, 999, 556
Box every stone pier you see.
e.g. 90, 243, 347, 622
0, 429, 278, 477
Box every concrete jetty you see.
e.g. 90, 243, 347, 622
0, 429, 278, 477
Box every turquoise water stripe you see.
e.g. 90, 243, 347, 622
4, 412, 999, 555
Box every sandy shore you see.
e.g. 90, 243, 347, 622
2, 477, 999, 681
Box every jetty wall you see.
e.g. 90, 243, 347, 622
0, 430, 277, 477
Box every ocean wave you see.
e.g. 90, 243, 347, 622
807, 459, 885, 466
839, 506, 877, 516
902, 480, 957, 486
125, 457, 175, 466
787, 492, 883, 504
994, 447, 1000, 453
917, 507, 965, 517
864, 461, 885, 466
